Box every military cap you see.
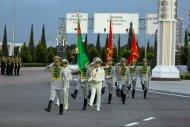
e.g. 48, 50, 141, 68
120, 57, 126, 63
142, 58, 147, 62
62, 59, 69, 64
94, 57, 102, 63
54, 56, 61, 61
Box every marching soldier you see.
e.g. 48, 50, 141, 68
6, 56, 11, 75
139, 58, 151, 99
62, 59, 72, 112
104, 57, 116, 104
10, 56, 15, 75
117, 58, 131, 104
14, 56, 18, 75
44, 56, 64, 115
129, 63, 138, 98
88, 57, 105, 111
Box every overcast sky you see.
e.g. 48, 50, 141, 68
0, 0, 189, 47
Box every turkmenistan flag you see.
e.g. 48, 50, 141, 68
76, 14, 89, 73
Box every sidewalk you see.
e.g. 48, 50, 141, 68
136, 79, 190, 97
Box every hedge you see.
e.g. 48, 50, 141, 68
180, 73, 190, 80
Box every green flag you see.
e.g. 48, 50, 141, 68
76, 15, 89, 73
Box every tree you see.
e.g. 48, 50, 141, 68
118, 34, 121, 58
127, 22, 133, 50
147, 39, 150, 53
47, 47, 54, 63
88, 47, 99, 62
0, 49, 3, 56
28, 24, 35, 61
96, 33, 101, 58
112, 44, 118, 63
18, 43, 32, 63
105, 34, 108, 48
101, 47, 108, 64
120, 48, 130, 60
35, 43, 47, 63
2, 25, 8, 56
152, 30, 158, 68
41, 24, 47, 49
84, 34, 88, 55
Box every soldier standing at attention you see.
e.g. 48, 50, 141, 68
44, 56, 64, 115
117, 58, 131, 104
139, 58, 151, 99
1, 56, 6, 75
129, 62, 138, 98
88, 57, 105, 111
16, 57, 22, 75
104, 57, 116, 104
62, 59, 72, 112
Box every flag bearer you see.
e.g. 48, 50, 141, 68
44, 56, 64, 115
88, 57, 105, 111
62, 59, 72, 112
117, 58, 131, 104
104, 57, 116, 104
139, 58, 151, 99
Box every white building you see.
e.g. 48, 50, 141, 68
0, 42, 23, 56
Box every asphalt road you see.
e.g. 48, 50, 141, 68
0, 70, 190, 127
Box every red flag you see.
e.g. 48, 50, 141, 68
106, 20, 113, 63
128, 32, 139, 65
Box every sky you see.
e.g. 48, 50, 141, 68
0, 0, 189, 47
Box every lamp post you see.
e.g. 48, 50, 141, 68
12, 0, 15, 56
145, 0, 149, 60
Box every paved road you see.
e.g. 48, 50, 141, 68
0, 70, 190, 127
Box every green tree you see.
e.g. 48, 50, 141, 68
105, 34, 108, 48
41, 24, 47, 49
35, 43, 47, 63
181, 29, 189, 65
118, 34, 121, 58
84, 34, 88, 55
152, 30, 158, 68
0, 49, 3, 56
96, 33, 101, 58
88, 47, 99, 62
112, 44, 118, 63
66, 49, 73, 63
28, 24, 35, 62
101, 47, 108, 63
127, 22, 133, 50
47, 47, 54, 63
120, 48, 130, 60
18, 43, 32, 63
2, 25, 8, 56
147, 39, 150, 53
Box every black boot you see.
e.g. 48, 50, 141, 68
59, 104, 63, 115
71, 89, 78, 99
116, 88, 120, 98
144, 90, 147, 99
87, 90, 91, 99
122, 95, 126, 104
82, 99, 87, 110
44, 100, 53, 112
108, 94, 112, 104
132, 89, 135, 98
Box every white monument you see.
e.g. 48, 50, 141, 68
152, 0, 180, 80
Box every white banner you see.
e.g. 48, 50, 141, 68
66, 13, 88, 33
147, 14, 158, 35
94, 13, 139, 34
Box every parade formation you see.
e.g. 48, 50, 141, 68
0, 56, 22, 76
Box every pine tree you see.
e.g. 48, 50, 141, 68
127, 22, 133, 50
118, 34, 121, 58
2, 25, 8, 56
112, 44, 118, 63
147, 39, 150, 53
84, 34, 88, 55
35, 43, 47, 63
41, 24, 47, 49
28, 24, 35, 62
96, 33, 101, 57
152, 30, 158, 68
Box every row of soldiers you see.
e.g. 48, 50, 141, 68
0, 56, 22, 76
44, 56, 151, 115
70, 57, 151, 111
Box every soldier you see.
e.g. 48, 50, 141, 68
1, 56, 6, 75
117, 58, 131, 104
44, 56, 64, 115
139, 58, 151, 99
88, 57, 105, 111
16, 57, 22, 75
104, 57, 116, 104
129, 62, 138, 98
6, 56, 11, 75
10, 56, 15, 75
14, 56, 18, 75
62, 59, 72, 112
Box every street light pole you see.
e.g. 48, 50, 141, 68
12, 0, 15, 56
145, 0, 148, 60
